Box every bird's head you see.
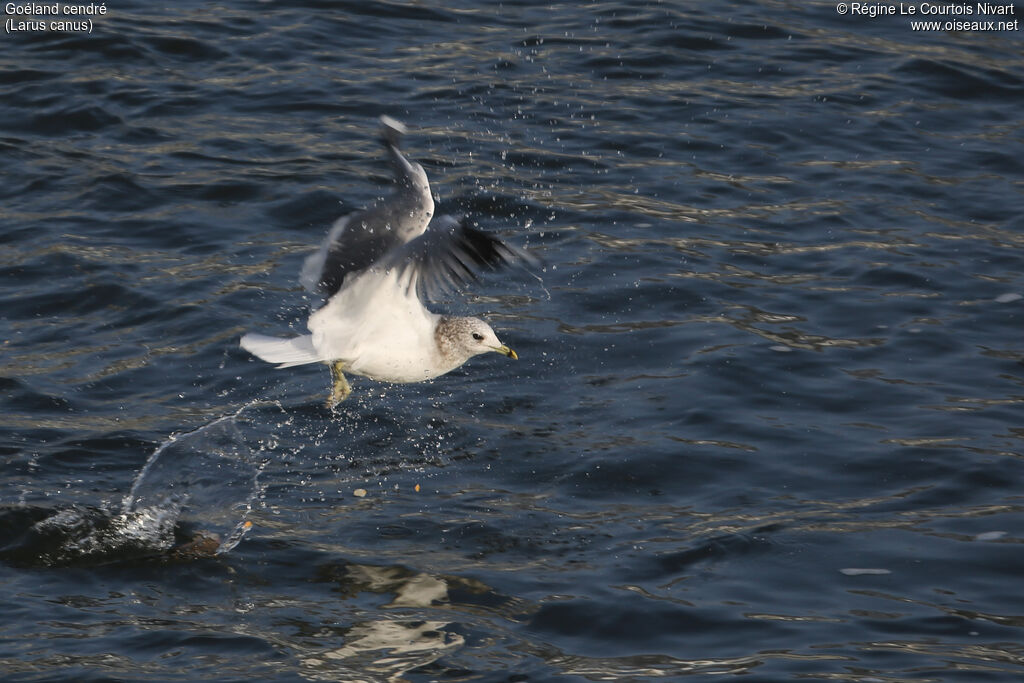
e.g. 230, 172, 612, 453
436, 316, 517, 367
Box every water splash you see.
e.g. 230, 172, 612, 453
1, 402, 274, 567
122, 402, 271, 556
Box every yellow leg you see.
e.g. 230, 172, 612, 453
327, 361, 351, 409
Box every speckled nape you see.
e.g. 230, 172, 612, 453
434, 316, 476, 366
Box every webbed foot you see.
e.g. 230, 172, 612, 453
327, 361, 352, 409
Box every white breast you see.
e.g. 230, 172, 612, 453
307, 269, 448, 383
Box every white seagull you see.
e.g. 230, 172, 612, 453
241, 116, 530, 407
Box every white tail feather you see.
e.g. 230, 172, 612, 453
240, 333, 322, 368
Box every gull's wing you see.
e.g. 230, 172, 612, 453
301, 116, 435, 297
299, 213, 408, 296
377, 215, 536, 300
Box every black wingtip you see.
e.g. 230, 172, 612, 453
389, 213, 540, 301
456, 222, 514, 270
458, 220, 542, 275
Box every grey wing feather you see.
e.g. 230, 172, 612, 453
306, 212, 407, 296
302, 115, 433, 297
379, 115, 407, 149
379, 215, 536, 300
300, 215, 348, 293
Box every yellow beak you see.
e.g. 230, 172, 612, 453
494, 344, 518, 360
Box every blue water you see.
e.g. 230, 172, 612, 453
2, 1, 1024, 680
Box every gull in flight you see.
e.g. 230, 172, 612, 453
241, 116, 532, 407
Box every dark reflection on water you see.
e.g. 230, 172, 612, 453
3, 0, 1024, 680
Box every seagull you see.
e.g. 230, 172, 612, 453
241, 116, 531, 407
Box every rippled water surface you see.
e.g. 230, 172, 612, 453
2, 1, 1024, 680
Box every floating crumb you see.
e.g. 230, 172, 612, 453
353, 488, 367, 498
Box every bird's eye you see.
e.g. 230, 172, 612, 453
472, 332, 484, 341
